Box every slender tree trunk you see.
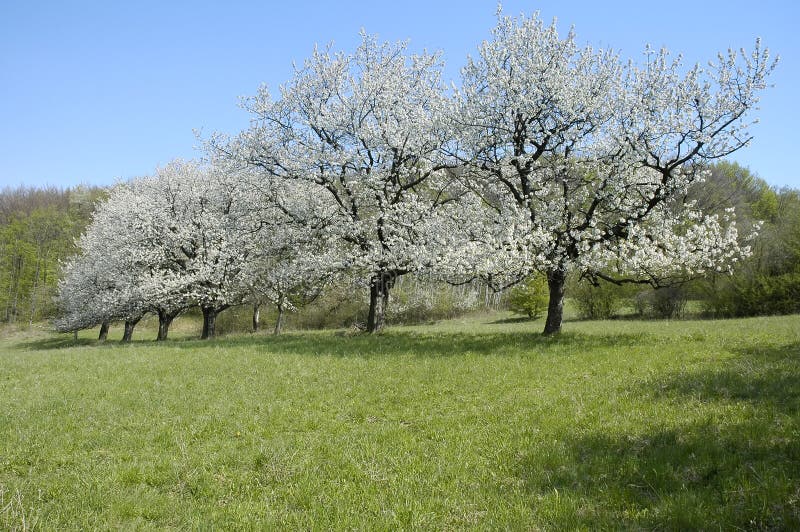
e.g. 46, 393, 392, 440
122, 318, 139, 343
274, 298, 285, 335
252, 302, 261, 333
201, 305, 227, 339
367, 283, 383, 333
10, 255, 22, 323
3, 268, 9, 321
73, 330, 78, 341
543, 268, 567, 335
4, 286, 10, 322
366, 272, 393, 333
98, 320, 110, 342
29, 256, 40, 326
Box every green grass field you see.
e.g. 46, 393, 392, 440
1, 313, 799, 529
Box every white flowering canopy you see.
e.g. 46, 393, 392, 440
240, 34, 470, 275
456, 10, 775, 286
222, 32, 480, 331
56, 159, 274, 334
55, 180, 151, 332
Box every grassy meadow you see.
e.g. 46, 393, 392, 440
1, 312, 799, 529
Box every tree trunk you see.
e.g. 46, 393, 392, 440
201, 307, 216, 339
4, 287, 10, 322
29, 256, 40, 326
252, 302, 261, 333
98, 321, 110, 342
543, 268, 567, 335
366, 272, 393, 333
157, 309, 178, 341
122, 318, 139, 343
201, 305, 227, 339
274, 299, 285, 335
10, 255, 22, 323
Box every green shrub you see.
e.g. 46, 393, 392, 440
292, 287, 367, 330
507, 275, 549, 319
635, 286, 687, 319
215, 305, 257, 336
572, 280, 626, 320
701, 271, 800, 317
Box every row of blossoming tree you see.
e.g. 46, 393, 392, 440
55, 9, 776, 339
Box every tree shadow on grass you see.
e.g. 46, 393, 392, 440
515, 341, 800, 528
638, 342, 800, 412
163, 329, 657, 359
516, 419, 800, 529
16, 330, 656, 359
488, 316, 539, 324
735, 341, 800, 362
16, 335, 96, 351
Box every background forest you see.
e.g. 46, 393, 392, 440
0, 186, 105, 326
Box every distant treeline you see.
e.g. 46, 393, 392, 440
0, 185, 106, 325
0, 161, 798, 329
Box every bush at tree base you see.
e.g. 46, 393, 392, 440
507, 276, 549, 319
572, 281, 627, 320
635, 286, 688, 319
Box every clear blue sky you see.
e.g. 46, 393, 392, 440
1, 0, 797, 189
